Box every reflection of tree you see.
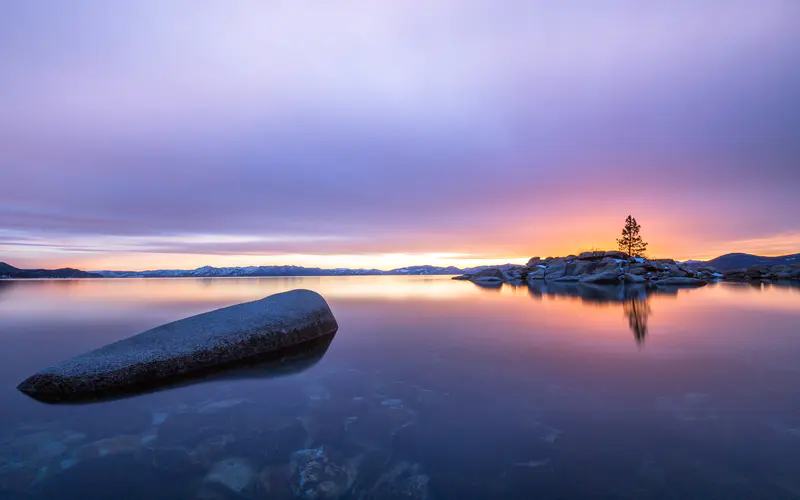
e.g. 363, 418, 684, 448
623, 295, 651, 346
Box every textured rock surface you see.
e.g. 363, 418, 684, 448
18, 289, 338, 401
453, 251, 800, 286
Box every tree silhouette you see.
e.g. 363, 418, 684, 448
617, 215, 648, 257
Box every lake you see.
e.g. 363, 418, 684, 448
0, 277, 799, 499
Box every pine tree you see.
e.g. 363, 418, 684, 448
617, 215, 648, 257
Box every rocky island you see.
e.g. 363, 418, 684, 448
18, 289, 338, 402
453, 251, 800, 286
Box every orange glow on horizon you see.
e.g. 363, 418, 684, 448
2, 217, 798, 271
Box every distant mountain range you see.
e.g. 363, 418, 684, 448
3, 253, 798, 279
0, 262, 103, 279
92, 264, 520, 278
1, 262, 521, 279
694, 253, 800, 271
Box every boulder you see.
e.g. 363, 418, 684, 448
627, 264, 647, 276
469, 268, 506, 281
650, 259, 676, 265
595, 257, 622, 272
18, 290, 338, 401
552, 275, 583, 282
526, 269, 545, 281
621, 273, 646, 283
526, 257, 542, 267
652, 277, 707, 287
580, 271, 622, 284
603, 251, 629, 260
775, 269, 800, 280
577, 251, 605, 261
543, 258, 568, 279
746, 266, 769, 276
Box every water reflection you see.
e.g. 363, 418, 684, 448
470, 280, 503, 292
515, 282, 660, 345
0, 277, 799, 499
0, 281, 12, 301
624, 295, 651, 346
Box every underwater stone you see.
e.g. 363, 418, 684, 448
290, 447, 360, 499
18, 289, 338, 401
205, 457, 257, 494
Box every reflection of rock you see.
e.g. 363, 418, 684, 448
525, 281, 650, 305
0, 281, 14, 302
652, 277, 707, 287
519, 281, 670, 346
19, 289, 339, 402
471, 280, 503, 291
289, 447, 360, 499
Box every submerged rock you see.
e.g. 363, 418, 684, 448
205, 457, 257, 494
369, 461, 431, 500
289, 447, 360, 499
18, 289, 338, 402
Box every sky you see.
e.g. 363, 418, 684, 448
1, 0, 799, 271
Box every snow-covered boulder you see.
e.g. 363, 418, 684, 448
18, 290, 338, 402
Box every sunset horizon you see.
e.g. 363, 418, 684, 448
4, 233, 800, 273
2, 2, 799, 497
3, 2, 799, 273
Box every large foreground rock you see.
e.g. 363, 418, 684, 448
18, 289, 338, 401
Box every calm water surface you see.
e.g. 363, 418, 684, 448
0, 277, 799, 499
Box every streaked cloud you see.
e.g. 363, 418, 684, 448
0, 0, 798, 269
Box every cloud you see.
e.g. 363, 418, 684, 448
0, 0, 798, 268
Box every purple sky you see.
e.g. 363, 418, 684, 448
1, 1, 799, 270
